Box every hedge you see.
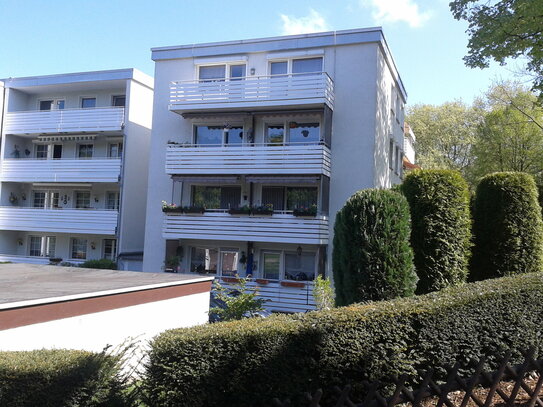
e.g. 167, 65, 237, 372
0, 349, 129, 407
143, 272, 543, 407
401, 169, 472, 293
332, 189, 416, 305
471, 172, 543, 280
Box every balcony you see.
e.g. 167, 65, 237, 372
1, 158, 122, 183
166, 143, 331, 177
169, 73, 334, 113
163, 211, 328, 245
0, 207, 118, 235
4, 107, 125, 135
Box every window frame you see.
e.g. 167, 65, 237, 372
263, 119, 322, 145
71, 238, 88, 260
75, 190, 91, 209
111, 95, 126, 107
260, 184, 319, 213
258, 249, 318, 281
192, 123, 244, 146
268, 56, 324, 76
108, 142, 123, 158
196, 62, 247, 82
77, 143, 94, 159
105, 191, 120, 210
80, 97, 97, 109
38, 98, 65, 111
103, 239, 117, 260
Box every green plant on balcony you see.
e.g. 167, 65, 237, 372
293, 204, 318, 217
182, 205, 206, 214
164, 256, 180, 273
161, 201, 183, 213
228, 205, 252, 215
251, 204, 274, 216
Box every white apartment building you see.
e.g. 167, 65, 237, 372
143, 27, 407, 312
0, 69, 153, 270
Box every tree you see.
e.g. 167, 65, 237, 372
406, 101, 481, 177
450, 0, 543, 98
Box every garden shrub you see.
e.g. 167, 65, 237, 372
143, 272, 543, 407
401, 169, 472, 293
471, 172, 543, 280
332, 189, 416, 305
0, 349, 129, 407
80, 258, 118, 270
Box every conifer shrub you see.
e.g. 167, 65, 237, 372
401, 169, 472, 293
332, 189, 416, 305
471, 172, 543, 280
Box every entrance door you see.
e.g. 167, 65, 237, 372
53, 145, 62, 159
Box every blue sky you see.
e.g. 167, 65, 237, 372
0, 0, 521, 106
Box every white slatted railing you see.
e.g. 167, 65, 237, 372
165, 143, 331, 176
163, 212, 328, 244
220, 278, 316, 313
170, 73, 334, 112
1, 158, 121, 183
4, 107, 125, 134
0, 207, 118, 235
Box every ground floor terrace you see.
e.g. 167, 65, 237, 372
164, 239, 325, 312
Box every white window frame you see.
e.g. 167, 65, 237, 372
105, 191, 120, 210
108, 142, 123, 158
103, 239, 117, 260
80, 96, 97, 109
75, 190, 91, 209
28, 236, 42, 257
188, 245, 240, 276
77, 143, 94, 159
258, 249, 318, 281
267, 56, 324, 76
37, 98, 65, 110
111, 95, 126, 107
71, 238, 88, 260
192, 122, 244, 146
196, 63, 247, 81
263, 118, 322, 145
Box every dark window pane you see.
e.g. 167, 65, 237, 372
57, 100, 65, 109
112, 96, 126, 107
270, 62, 287, 75
230, 65, 246, 80
263, 252, 280, 279
81, 98, 96, 108
292, 57, 322, 74
266, 125, 284, 144
285, 252, 316, 281
192, 186, 220, 209
190, 247, 218, 274
289, 122, 320, 144
199, 65, 226, 81
225, 127, 243, 145
221, 251, 239, 276
40, 100, 53, 110
220, 186, 241, 209
195, 125, 223, 145
262, 186, 284, 211
286, 187, 317, 210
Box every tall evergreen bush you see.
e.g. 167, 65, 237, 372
332, 189, 416, 305
471, 172, 543, 280
401, 169, 472, 293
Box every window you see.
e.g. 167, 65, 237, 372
49, 192, 60, 209
286, 187, 318, 210
81, 98, 96, 108
29, 236, 42, 257
39, 99, 64, 110
78, 144, 93, 158
270, 61, 288, 76
108, 142, 123, 158
284, 252, 316, 281
75, 191, 91, 209
190, 247, 218, 274
395, 146, 400, 174
192, 186, 241, 209
220, 250, 239, 276
35, 145, 48, 159
262, 252, 281, 279
106, 191, 120, 210
288, 122, 320, 144
229, 65, 246, 80
224, 127, 243, 145
389, 140, 394, 170
112, 95, 126, 107
198, 64, 246, 81
103, 239, 117, 260
53, 145, 63, 159
292, 57, 323, 74
71, 238, 87, 259
194, 125, 243, 146
266, 124, 285, 145
33, 191, 46, 208
45, 236, 56, 257
262, 186, 284, 211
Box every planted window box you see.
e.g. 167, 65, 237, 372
228, 206, 251, 215
255, 278, 270, 285
251, 204, 274, 216
182, 206, 206, 214
280, 281, 306, 288
161, 201, 183, 213
222, 276, 241, 283
293, 204, 318, 217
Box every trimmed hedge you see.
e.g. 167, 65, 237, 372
80, 259, 118, 270
143, 272, 543, 407
0, 349, 128, 407
401, 169, 472, 293
471, 172, 543, 280
332, 189, 416, 305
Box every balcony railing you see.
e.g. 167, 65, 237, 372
4, 107, 125, 135
0, 207, 118, 235
169, 72, 334, 113
1, 158, 122, 183
165, 142, 331, 176
163, 211, 328, 245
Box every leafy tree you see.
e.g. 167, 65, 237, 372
406, 101, 482, 177
450, 0, 543, 98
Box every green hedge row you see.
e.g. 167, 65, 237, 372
143, 272, 543, 407
0, 349, 128, 407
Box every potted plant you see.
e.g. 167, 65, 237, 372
49, 257, 63, 265
281, 281, 306, 288
164, 256, 180, 273
293, 204, 318, 217
228, 205, 251, 215
182, 205, 206, 214
222, 276, 241, 283
251, 204, 274, 216
9, 193, 18, 206
161, 201, 183, 213
255, 278, 270, 285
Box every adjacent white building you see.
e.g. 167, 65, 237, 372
143, 28, 407, 312
0, 69, 153, 270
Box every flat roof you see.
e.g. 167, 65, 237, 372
0, 264, 212, 309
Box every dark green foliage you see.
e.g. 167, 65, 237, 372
80, 259, 118, 270
0, 349, 129, 407
471, 172, 543, 280
143, 272, 543, 407
332, 189, 416, 305
401, 169, 472, 293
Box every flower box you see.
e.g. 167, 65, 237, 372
293, 205, 318, 217
255, 279, 269, 285
162, 206, 184, 213
222, 277, 241, 283
182, 206, 206, 214
228, 207, 251, 215
280, 281, 306, 288
251, 204, 274, 216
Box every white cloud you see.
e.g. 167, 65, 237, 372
362, 0, 431, 28
280, 9, 329, 35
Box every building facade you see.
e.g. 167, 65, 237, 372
143, 28, 407, 312
0, 69, 153, 270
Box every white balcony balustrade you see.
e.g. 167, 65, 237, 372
4, 107, 125, 135
169, 73, 334, 113
163, 211, 328, 245
166, 142, 331, 176
0, 207, 118, 235
1, 158, 121, 183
